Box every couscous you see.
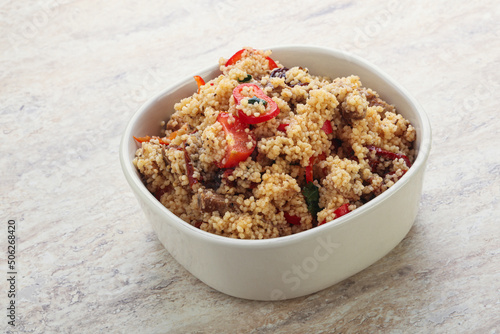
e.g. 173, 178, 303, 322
133, 48, 416, 239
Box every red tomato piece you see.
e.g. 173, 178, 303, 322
217, 112, 256, 168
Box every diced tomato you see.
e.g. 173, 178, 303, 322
233, 83, 280, 124
321, 120, 333, 134
225, 48, 278, 70
277, 123, 289, 132
217, 112, 256, 168
193, 75, 205, 93
284, 212, 301, 226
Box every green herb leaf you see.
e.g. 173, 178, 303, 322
248, 96, 268, 106
302, 182, 320, 218
238, 74, 252, 83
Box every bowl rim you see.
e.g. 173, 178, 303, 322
119, 45, 432, 249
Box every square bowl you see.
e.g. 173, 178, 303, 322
120, 45, 432, 301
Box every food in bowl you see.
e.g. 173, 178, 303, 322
132, 47, 416, 240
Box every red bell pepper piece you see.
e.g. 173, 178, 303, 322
321, 120, 333, 134
225, 49, 245, 66
318, 203, 350, 226
305, 152, 327, 183
217, 112, 256, 168
277, 123, 289, 132
266, 57, 279, 70
193, 75, 205, 93
233, 84, 280, 124
333, 203, 350, 218
284, 212, 301, 226
225, 48, 278, 70
367, 145, 411, 168
305, 165, 313, 183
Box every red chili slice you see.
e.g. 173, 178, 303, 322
225, 48, 278, 70
233, 84, 280, 124
217, 112, 256, 168
284, 212, 301, 226
193, 75, 205, 93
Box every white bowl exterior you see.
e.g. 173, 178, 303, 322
120, 46, 431, 301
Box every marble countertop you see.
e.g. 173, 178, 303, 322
2, 0, 499, 332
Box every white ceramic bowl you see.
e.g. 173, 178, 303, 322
120, 46, 432, 301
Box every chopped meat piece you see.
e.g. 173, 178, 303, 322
360, 87, 395, 114
197, 189, 239, 215
340, 90, 368, 121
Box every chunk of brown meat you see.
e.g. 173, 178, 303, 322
197, 189, 239, 215
360, 87, 396, 114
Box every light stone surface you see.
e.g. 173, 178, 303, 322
1, 0, 499, 333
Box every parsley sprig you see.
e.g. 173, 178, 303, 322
302, 182, 320, 218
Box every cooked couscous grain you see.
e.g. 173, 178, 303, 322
133, 48, 416, 239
